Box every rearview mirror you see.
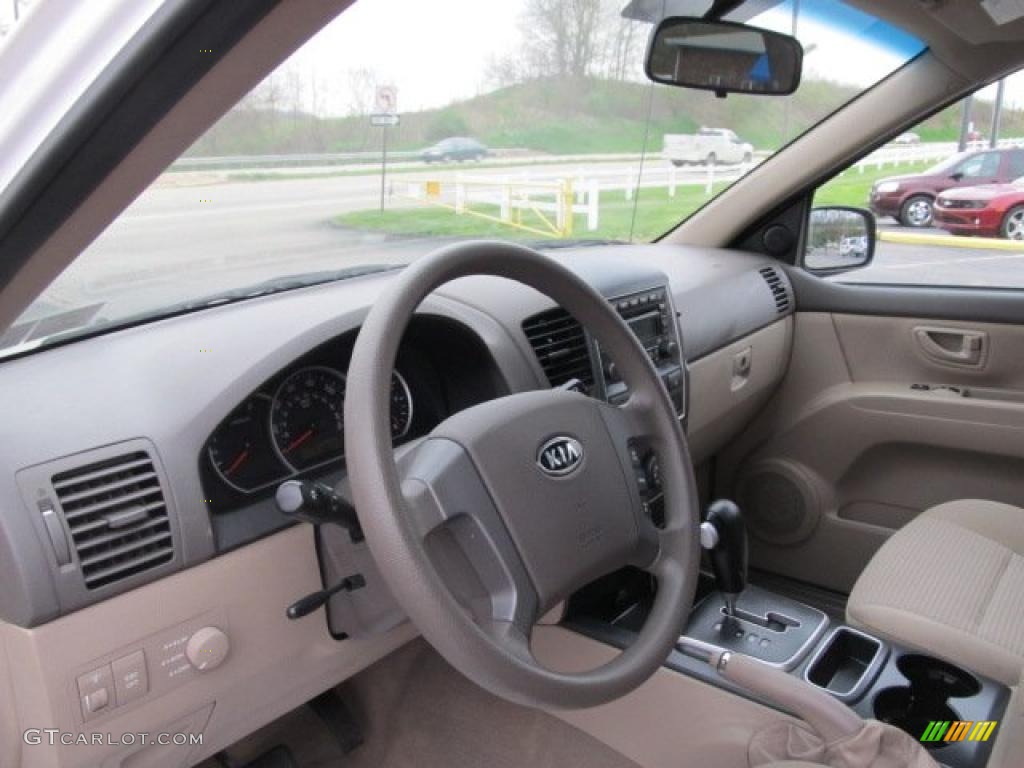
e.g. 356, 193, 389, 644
803, 206, 876, 275
645, 18, 802, 97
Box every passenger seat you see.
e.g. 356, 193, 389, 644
847, 499, 1024, 686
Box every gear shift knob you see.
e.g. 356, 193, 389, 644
701, 499, 748, 616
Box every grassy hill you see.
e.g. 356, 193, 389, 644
187, 76, 1024, 158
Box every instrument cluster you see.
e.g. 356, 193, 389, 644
201, 317, 505, 523
207, 365, 415, 494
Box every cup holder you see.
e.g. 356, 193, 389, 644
874, 654, 981, 749
897, 654, 981, 698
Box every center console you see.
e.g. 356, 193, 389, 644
594, 286, 687, 529
565, 499, 1010, 768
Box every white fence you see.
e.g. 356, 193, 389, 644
404, 158, 763, 234
850, 137, 1024, 173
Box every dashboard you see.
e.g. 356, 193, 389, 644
0, 243, 793, 768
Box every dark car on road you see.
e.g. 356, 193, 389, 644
869, 146, 1024, 228
934, 180, 1024, 239
420, 137, 488, 163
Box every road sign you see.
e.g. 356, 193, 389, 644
374, 85, 398, 114
370, 113, 400, 127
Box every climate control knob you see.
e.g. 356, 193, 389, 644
186, 626, 230, 672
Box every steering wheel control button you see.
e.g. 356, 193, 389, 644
186, 626, 230, 671
111, 650, 148, 706
77, 664, 114, 721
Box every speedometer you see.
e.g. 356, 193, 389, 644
270, 366, 347, 471
270, 366, 414, 471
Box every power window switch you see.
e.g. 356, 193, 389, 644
112, 650, 148, 706
77, 664, 114, 721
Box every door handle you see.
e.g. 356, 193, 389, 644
913, 326, 987, 367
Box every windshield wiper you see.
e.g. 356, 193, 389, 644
0, 264, 400, 361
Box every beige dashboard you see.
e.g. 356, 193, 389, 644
0, 246, 793, 767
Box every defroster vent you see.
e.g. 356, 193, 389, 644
522, 307, 594, 391
52, 451, 174, 589
759, 266, 792, 314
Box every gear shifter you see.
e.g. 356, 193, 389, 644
700, 499, 748, 617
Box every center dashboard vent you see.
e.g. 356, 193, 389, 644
52, 451, 174, 590
522, 307, 594, 391
759, 266, 792, 314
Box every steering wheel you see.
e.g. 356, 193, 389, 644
344, 241, 700, 709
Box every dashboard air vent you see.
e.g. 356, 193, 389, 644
759, 266, 792, 314
522, 307, 594, 391
52, 451, 173, 590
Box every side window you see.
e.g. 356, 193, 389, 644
1009, 151, 1024, 179
957, 152, 999, 179
809, 68, 1024, 288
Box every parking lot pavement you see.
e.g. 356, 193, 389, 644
841, 222, 1024, 287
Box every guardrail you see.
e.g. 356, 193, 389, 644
170, 137, 1024, 175
168, 148, 641, 172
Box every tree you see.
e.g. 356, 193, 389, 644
604, 10, 643, 81
521, 0, 605, 79
346, 68, 378, 117
485, 0, 644, 88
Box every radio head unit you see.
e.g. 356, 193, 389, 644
596, 286, 686, 418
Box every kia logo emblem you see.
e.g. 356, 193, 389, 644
537, 436, 584, 476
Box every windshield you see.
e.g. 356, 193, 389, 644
3, 0, 923, 356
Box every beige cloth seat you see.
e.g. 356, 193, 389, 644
847, 499, 1024, 686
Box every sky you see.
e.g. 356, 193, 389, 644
268, 0, 1022, 117
2, 0, 1022, 118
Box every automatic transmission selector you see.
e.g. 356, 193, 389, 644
685, 500, 828, 669
702, 499, 749, 617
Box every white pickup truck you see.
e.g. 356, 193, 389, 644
662, 127, 754, 166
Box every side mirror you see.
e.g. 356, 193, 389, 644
950, 172, 964, 181
803, 206, 876, 275
645, 17, 803, 97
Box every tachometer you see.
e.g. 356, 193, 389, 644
208, 395, 288, 492
390, 370, 414, 439
271, 366, 347, 471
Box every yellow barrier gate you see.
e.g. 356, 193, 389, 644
404, 177, 577, 239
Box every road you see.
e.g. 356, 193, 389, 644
27, 161, 1024, 326
39, 159, 723, 318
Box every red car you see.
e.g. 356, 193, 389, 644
934, 181, 1024, 239
869, 147, 1024, 228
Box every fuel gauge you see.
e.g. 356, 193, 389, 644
208, 395, 288, 492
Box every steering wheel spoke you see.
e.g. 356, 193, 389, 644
399, 437, 540, 631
